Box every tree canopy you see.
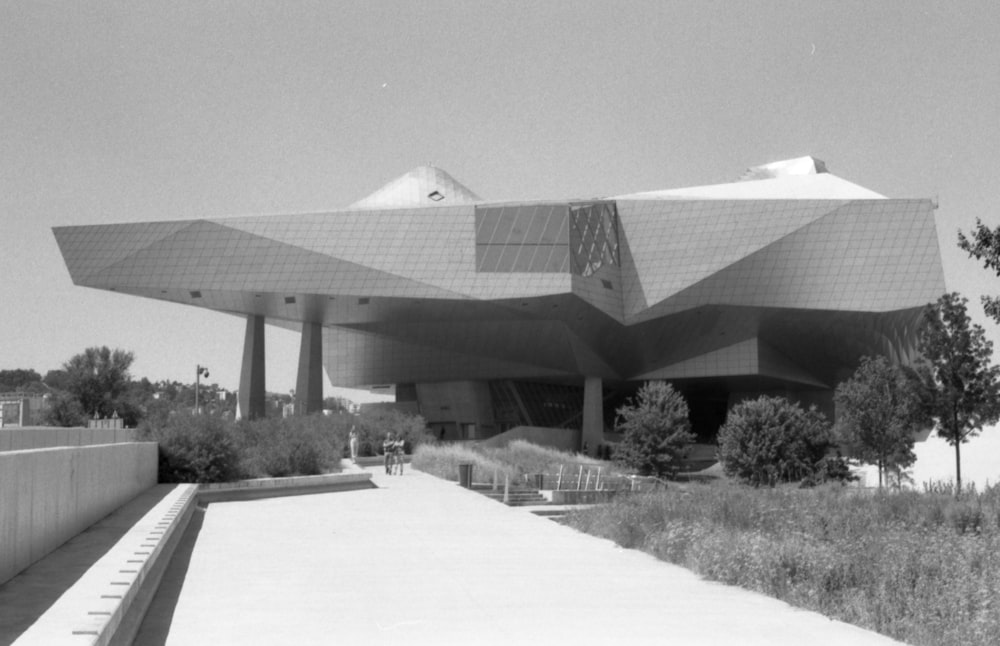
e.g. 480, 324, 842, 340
62, 346, 136, 423
917, 292, 1000, 493
834, 356, 929, 488
959, 220, 1000, 323
613, 381, 694, 477
0, 369, 43, 393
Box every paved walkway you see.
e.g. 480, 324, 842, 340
136, 466, 906, 646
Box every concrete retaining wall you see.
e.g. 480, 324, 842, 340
0, 443, 158, 586
0, 427, 138, 452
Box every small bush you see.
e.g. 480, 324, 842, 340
718, 396, 833, 486
139, 411, 242, 483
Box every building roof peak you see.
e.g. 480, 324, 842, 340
350, 165, 482, 210
739, 156, 828, 181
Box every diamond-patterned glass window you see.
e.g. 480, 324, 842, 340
569, 202, 620, 276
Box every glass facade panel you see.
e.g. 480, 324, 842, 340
524, 205, 554, 243
570, 202, 620, 276
496, 244, 522, 272
475, 208, 502, 242
475, 204, 570, 273
489, 207, 516, 244
508, 207, 538, 244
477, 245, 504, 272
509, 246, 536, 272
543, 208, 569, 242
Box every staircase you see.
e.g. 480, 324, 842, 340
468, 483, 547, 507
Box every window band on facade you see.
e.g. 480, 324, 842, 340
473, 201, 619, 275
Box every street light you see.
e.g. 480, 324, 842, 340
194, 364, 209, 414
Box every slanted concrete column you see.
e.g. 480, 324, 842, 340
294, 321, 323, 415
582, 377, 603, 453
239, 314, 266, 420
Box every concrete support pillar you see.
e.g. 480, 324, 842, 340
238, 314, 266, 420
582, 376, 603, 453
294, 321, 323, 415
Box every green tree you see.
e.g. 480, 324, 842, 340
41, 391, 87, 427
62, 346, 137, 423
917, 292, 1000, 494
613, 381, 694, 477
0, 369, 43, 392
959, 220, 1000, 322
43, 369, 72, 392
834, 356, 929, 489
718, 396, 833, 487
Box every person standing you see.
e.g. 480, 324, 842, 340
349, 426, 359, 463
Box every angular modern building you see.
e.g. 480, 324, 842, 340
53, 157, 945, 449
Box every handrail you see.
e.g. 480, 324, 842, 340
521, 469, 667, 492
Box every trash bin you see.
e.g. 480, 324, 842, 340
458, 463, 473, 488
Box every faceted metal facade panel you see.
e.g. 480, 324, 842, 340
54, 191, 945, 395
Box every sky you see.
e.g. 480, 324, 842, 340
3, 1, 1000, 412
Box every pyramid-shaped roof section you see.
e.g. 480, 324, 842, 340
349, 165, 483, 209
612, 156, 886, 201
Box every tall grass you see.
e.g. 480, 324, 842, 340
412, 440, 618, 484
411, 443, 516, 483
564, 482, 1000, 646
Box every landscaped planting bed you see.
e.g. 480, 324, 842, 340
564, 482, 1000, 646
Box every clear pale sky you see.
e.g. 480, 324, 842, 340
3, 1, 1000, 404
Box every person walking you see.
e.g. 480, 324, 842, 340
382, 433, 395, 474
393, 436, 405, 475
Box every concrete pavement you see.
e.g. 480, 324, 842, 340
137, 465, 906, 646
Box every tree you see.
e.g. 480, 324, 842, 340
718, 396, 833, 487
917, 292, 1000, 494
0, 369, 43, 392
613, 381, 694, 477
834, 356, 929, 489
62, 346, 136, 421
42, 391, 87, 427
958, 220, 1000, 322
43, 369, 72, 392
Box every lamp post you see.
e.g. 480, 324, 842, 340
194, 364, 209, 414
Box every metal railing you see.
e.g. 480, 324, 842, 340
521, 465, 668, 492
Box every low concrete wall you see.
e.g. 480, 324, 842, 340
0, 443, 158, 586
0, 427, 138, 452
198, 471, 374, 504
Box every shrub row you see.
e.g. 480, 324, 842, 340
138, 411, 351, 483
564, 483, 1000, 646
